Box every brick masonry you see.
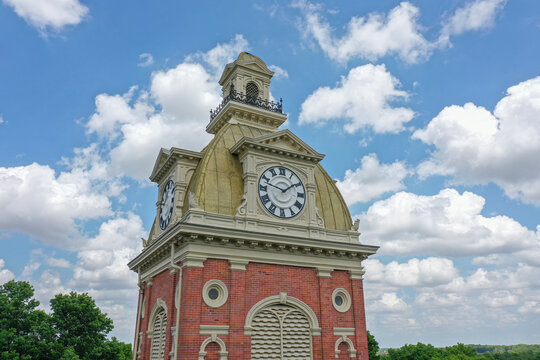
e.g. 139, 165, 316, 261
136, 259, 368, 359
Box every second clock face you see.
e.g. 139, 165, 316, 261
159, 180, 175, 230
258, 166, 306, 219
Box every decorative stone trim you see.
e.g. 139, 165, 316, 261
334, 327, 355, 336
335, 335, 357, 358
349, 269, 365, 280
148, 298, 168, 336
317, 266, 333, 277
198, 335, 228, 360
202, 280, 228, 308
136, 332, 143, 358
229, 259, 249, 271
200, 325, 229, 335
180, 254, 206, 268
244, 293, 321, 336
332, 288, 352, 313
168, 326, 176, 357
131, 227, 376, 276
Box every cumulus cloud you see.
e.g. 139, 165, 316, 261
269, 65, 289, 79
365, 257, 459, 287
0, 163, 112, 248
0, 259, 15, 284
293, 0, 431, 64
185, 34, 248, 76
299, 64, 414, 134
86, 36, 249, 180
137, 53, 154, 67
336, 154, 410, 204
357, 188, 539, 257
2, 0, 88, 33
33, 270, 70, 310
439, 0, 506, 46
71, 213, 144, 340
413, 76, 540, 204
365, 255, 540, 339
370, 292, 409, 312
0, 115, 4, 124
293, 0, 506, 64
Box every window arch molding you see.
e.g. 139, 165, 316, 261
198, 335, 228, 360
147, 298, 168, 360
244, 293, 321, 336
334, 336, 357, 358
148, 298, 168, 332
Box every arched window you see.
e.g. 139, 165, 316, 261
150, 304, 167, 360
246, 294, 320, 360
246, 82, 259, 101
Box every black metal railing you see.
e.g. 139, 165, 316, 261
210, 89, 283, 121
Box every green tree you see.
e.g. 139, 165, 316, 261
368, 330, 381, 360
0, 280, 55, 360
0, 281, 131, 360
50, 292, 114, 360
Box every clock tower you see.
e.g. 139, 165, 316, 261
129, 52, 378, 360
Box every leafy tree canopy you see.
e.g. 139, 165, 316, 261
0, 280, 131, 360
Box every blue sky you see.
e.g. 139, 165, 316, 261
1, 0, 540, 348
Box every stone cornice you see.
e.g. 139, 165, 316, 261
128, 222, 378, 277
149, 147, 203, 183
206, 101, 287, 135
230, 137, 325, 164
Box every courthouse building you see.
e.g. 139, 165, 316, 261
128, 52, 378, 360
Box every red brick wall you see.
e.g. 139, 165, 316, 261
138, 259, 369, 360
138, 267, 178, 360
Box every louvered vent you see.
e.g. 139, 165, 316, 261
150, 308, 167, 360
246, 82, 259, 100
251, 304, 312, 360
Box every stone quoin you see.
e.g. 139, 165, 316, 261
128, 52, 379, 360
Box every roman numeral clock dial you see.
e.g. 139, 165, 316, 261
258, 166, 306, 219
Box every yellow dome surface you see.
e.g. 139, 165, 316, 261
183, 123, 353, 232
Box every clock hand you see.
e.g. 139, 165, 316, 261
267, 183, 286, 192
282, 184, 296, 192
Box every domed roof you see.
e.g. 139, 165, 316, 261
237, 52, 268, 66
182, 123, 353, 231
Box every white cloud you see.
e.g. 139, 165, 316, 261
185, 34, 248, 76
336, 154, 410, 204
269, 65, 289, 79
0, 259, 15, 284
299, 64, 414, 134
370, 292, 409, 312
518, 301, 540, 315
0, 163, 112, 248
3, 0, 88, 32
70, 213, 144, 342
86, 37, 249, 180
73, 213, 143, 289
293, 1, 431, 64
45, 256, 71, 268
294, 0, 506, 64
439, 0, 506, 46
413, 76, 540, 204
33, 270, 70, 310
480, 290, 518, 308
366, 257, 459, 287
0, 115, 4, 124
137, 53, 154, 67
357, 188, 539, 257
365, 255, 540, 339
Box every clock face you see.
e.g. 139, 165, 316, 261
159, 180, 175, 230
258, 166, 306, 219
